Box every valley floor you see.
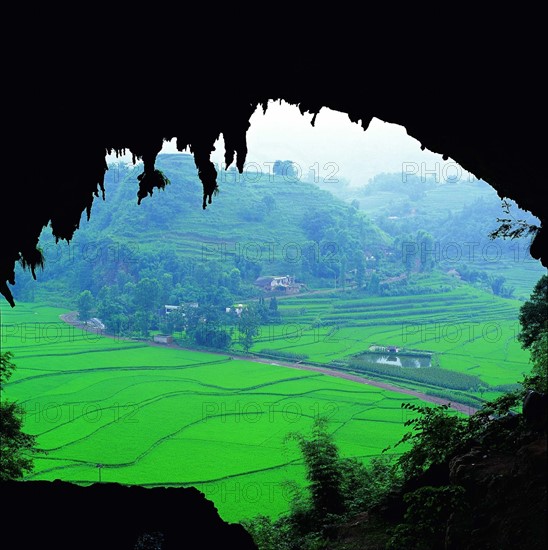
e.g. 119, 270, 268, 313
60, 311, 479, 416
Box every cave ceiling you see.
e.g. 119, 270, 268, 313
1, 40, 545, 307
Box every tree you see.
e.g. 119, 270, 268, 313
387, 403, 467, 481
356, 255, 365, 289
368, 272, 380, 295
133, 278, 161, 336
489, 275, 506, 297
518, 275, 548, 392
134, 277, 161, 313
522, 332, 548, 392
301, 210, 335, 243
0, 352, 38, 480
273, 160, 297, 179
77, 289, 94, 322
96, 285, 128, 335
518, 274, 548, 349
245, 418, 402, 547
228, 267, 241, 293
288, 416, 346, 523
192, 305, 232, 349
238, 306, 260, 353
416, 230, 435, 272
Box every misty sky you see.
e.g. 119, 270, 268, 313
108, 100, 475, 187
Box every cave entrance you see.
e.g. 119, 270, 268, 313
2, 101, 545, 527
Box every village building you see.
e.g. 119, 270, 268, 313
153, 334, 174, 344
254, 275, 296, 291
225, 304, 245, 316
163, 303, 198, 316
369, 344, 400, 353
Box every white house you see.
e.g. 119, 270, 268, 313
153, 334, 173, 344
254, 275, 295, 290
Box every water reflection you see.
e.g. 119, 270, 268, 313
355, 352, 432, 368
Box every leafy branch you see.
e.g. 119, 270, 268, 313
489, 199, 540, 241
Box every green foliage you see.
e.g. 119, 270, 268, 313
182, 304, 232, 350
384, 376, 545, 549
424, 389, 484, 409
515, 274, 548, 393
387, 387, 536, 487
386, 403, 468, 481
245, 418, 402, 548
340, 454, 401, 515
0, 350, 16, 387
488, 274, 515, 298
240, 515, 293, 550
367, 272, 380, 294
273, 160, 298, 179
0, 352, 38, 480
518, 274, 548, 350
287, 417, 346, 523
13, 154, 391, 307
238, 306, 261, 352
346, 358, 484, 391
77, 289, 94, 322
397, 230, 437, 273
522, 331, 548, 393
356, 175, 544, 300
467, 390, 523, 435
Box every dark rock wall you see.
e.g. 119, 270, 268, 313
447, 433, 547, 549
0, 480, 257, 549
1, 41, 545, 306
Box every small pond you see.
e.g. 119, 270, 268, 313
356, 352, 432, 368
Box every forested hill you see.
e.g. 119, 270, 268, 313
344, 172, 546, 300
89, 153, 388, 254
11, 154, 390, 304
10, 153, 545, 308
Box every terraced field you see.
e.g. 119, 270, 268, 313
1, 302, 428, 522
247, 278, 535, 401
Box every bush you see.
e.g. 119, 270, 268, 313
385, 403, 468, 481
1, 351, 39, 480
243, 418, 402, 548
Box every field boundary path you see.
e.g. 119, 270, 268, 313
60, 312, 479, 416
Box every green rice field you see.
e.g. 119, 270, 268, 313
1, 302, 427, 522
247, 278, 536, 392
1, 274, 541, 522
